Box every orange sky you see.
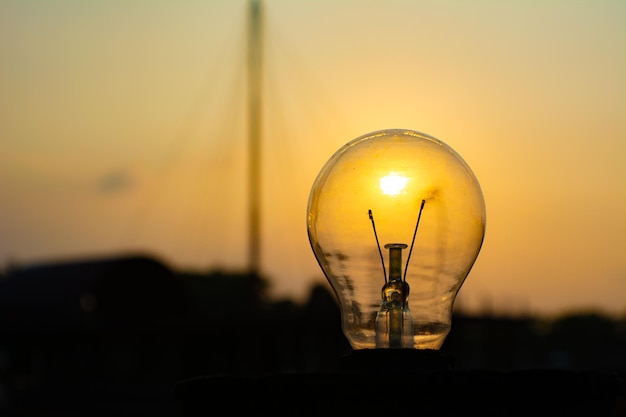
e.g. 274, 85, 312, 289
1, 0, 625, 317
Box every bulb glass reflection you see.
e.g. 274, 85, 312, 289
307, 129, 486, 350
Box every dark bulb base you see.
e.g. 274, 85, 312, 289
339, 348, 454, 373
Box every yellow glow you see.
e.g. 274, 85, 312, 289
380, 173, 408, 195
1, 1, 625, 318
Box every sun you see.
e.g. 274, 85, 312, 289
379, 172, 408, 195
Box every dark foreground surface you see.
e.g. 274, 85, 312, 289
177, 349, 626, 417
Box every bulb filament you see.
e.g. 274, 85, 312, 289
368, 209, 387, 282
368, 200, 425, 283
404, 199, 426, 281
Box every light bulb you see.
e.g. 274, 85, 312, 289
307, 129, 486, 350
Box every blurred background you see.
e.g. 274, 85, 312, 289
0, 0, 624, 415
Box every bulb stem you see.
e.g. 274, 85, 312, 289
385, 243, 407, 282
376, 243, 412, 348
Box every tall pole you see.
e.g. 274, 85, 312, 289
247, 0, 262, 277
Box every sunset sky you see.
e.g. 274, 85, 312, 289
1, 0, 625, 318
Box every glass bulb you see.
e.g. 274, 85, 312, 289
307, 129, 486, 350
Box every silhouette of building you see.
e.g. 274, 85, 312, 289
0, 254, 188, 416
0, 253, 624, 416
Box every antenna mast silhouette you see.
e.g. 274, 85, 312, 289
247, 0, 263, 278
